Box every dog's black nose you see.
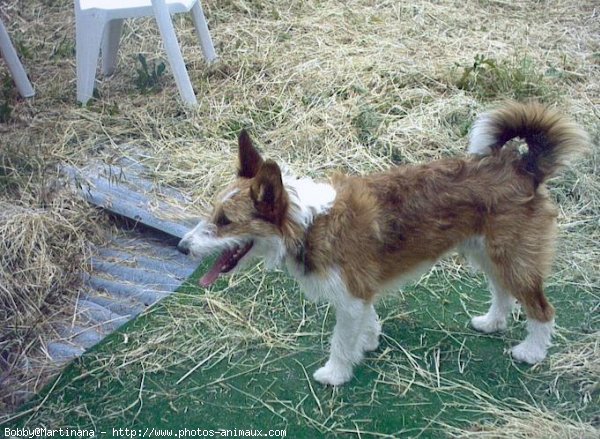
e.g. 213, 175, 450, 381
177, 241, 190, 255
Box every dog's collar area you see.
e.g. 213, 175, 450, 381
291, 227, 315, 275
294, 241, 308, 272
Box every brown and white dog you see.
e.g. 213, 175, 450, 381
177, 102, 588, 386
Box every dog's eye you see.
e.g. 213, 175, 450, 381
215, 213, 232, 227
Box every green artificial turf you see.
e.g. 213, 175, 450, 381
3, 259, 598, 438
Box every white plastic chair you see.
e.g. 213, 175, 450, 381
0, 16, 35, 98
75, 0, 217, 105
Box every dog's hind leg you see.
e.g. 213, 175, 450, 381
471, 276, 516, 333
313, 295, 373, 386
484, 211, 557, 364
510, 300, 554, 364
462, 237, 516, 333
495, 271, 554, 364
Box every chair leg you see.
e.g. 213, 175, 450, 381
152, 0, 197, 105
101, 19, 124, 76
76, 12, 105, 104
0, 18, 34, 98
191, 1, 217, 62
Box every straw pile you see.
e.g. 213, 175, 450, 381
0, 187, 101, 410
442, 399, 599, 438
0, 199, 85, 328
0, 0, 597, 432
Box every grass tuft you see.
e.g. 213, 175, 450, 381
454, 54, 560, 102
0, 73, 15, 123
134, 54, 167, 94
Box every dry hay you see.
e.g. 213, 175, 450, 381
441, 399, 599, 439
550, 303, 600, 406
0, 0, 598, 428
0, 199, 86, 327
0, 189, 102, 412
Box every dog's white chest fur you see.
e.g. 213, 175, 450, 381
286, 262, 343, 304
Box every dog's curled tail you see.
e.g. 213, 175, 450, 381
469, 101, 589, 184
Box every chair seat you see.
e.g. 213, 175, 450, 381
75, 0, 216, 105
79, 0, 197, 19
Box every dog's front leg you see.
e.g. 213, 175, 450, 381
313, 296, 373, 386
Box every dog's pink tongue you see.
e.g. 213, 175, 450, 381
199, 249, 233, 287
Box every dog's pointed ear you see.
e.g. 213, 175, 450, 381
250, 160, 287, 226
238, 129, 264, 179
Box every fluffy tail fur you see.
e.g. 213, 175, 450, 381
469, 101, 589, 185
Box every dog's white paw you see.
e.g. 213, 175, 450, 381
313, 361, 353, 386
510, 342, 547, 364
471, 314, 507, 333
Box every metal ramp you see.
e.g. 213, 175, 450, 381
48, 156, 201, 363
